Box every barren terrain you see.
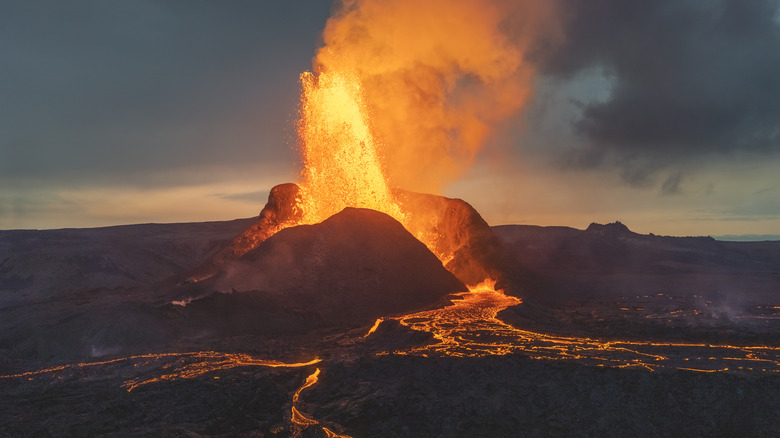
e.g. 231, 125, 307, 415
2, 215, 779, 437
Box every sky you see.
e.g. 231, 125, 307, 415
1, 0, 779, 238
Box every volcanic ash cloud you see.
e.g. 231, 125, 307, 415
310, 0, 561, 193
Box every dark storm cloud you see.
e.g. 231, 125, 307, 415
0, 0, 331, 183
535, 0, 780, 183
660, 171, 683, 195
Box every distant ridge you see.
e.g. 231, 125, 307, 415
714, 234, 780, 242
492, 222, 780, 304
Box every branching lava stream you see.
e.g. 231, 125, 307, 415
3, 280, 779, 436
291, 368, 352, 438
0, 351, 321, 391
376, 280, 780, 374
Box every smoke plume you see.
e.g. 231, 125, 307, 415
311, 0, 560, 193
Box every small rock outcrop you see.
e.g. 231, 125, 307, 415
213, 183, 303, 262
585, 221, 633, 237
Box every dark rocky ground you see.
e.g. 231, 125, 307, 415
0, 218, 253, 368
495, 221, 780, 305
2, 334, 778, 437
495, 222, 780, 348
306, 354, 780, 438
2, 213, 780, 436
0, 359, 315, 437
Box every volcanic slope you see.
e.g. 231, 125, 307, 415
0, 219, 254, 365
166, 207, 467, 337
393, 188, 504, 285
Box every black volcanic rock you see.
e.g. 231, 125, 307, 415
175, 208, 466, 332
3, 353, 779, 437
1, 209, 466, 362
303, 355, 780, 438
0, 219, 256, 364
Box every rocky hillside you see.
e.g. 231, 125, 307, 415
495, 221, 780, 304
0, 218, 254, 304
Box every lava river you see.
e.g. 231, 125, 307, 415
373, 280, 780, 374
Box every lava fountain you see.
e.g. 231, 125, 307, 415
296, 68, 405, 227
273, 0, 560, 265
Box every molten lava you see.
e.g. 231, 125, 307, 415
291, 368, 353, 437
0, 351, 321, 392
248, 3, 543, 275
297, 69, 405, 226
226, 1, 559, 275
294, 66, 471, 266
369, 280, 780, 374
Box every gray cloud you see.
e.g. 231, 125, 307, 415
0, 1, 331, 184
533, 0, 780, 183
660, 171, 683, 195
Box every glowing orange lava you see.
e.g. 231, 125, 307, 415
291, 368, 353, 438
293, 66, 464, 261
292, 368, 321, 404
260, 0, 559, 268
2, 353, 351, 436
0, 351, 321, 392
297, 69, 405, 226
368, 279, 780, 374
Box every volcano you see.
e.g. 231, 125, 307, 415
170, 206, 467, 334
2, 195, 780, 437
160, 184, 506, 339
0, 187, 503, 362
195, 183, 505, 287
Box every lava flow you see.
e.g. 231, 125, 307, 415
0, 351, 321, 391
291, 368, 352, 438
369, 280, 780, 374
291, 51, 780, 376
